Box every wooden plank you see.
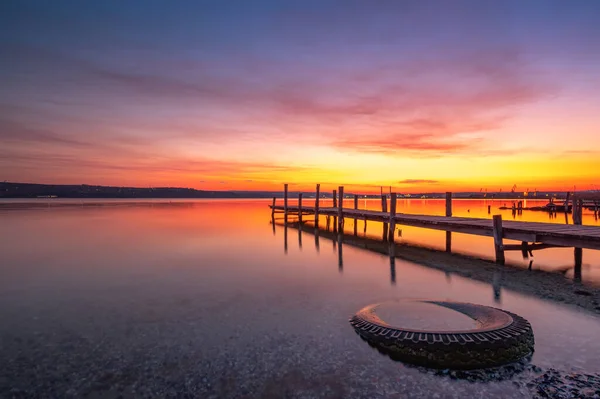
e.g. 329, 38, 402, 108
492, 215, 505, 265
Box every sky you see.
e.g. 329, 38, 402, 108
1, 0, 600, 193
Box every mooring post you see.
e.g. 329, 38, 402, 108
381, 194, 388, 241
388, 193, 397, 242
353, 194, 359, 236
315, 184, 320, 227
492, 215, 505, 265
298, 193, 303, 224
488, 205, 491, 214
338, 186, 344, 232
284, 183, 288, 225
445, 192, 452, 217
565, 191, 571, 214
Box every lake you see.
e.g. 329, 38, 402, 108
1, 199, 600, 398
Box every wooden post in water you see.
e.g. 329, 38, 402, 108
446, 192, 452, 253
445, 192, 452, 217
565, 191, 571, 213
284, 184, 288, 225
574, 197, 583, 278
332, 189, 337, 233
315, 184, 320, 227
353, 194, 359, 236
574, 247, 583, 282
388, 193, 397, 242
488, 205, 491, 214
298, 193, 303, 224
338, 186, 344, 232
381, 194, 388, 241
271, 197, 276, 219
492, 215, 505, 265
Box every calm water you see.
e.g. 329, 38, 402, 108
1, 199, 600, 398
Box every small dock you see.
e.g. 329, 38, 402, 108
269, 184, 600, 268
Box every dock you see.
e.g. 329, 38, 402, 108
269, 184, 600, 269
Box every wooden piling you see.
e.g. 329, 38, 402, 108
338, 186, 344, 232
271, 197, 276, 218
445, 192, 452, 217
565, 191, 571, 213
388, 193, 397, 242
381, 194, 388, 241
315, 184, 320, 227
488, 205, 491, 214
574, 247, 582, 282
332, 189, 337, 233
492, 215, 505, 265
284, 184, 288, 224
353, 194, 359, 236
298, 193, 303, 224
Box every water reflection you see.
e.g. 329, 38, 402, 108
337, 234, 343, 273
277, 220, 599, 312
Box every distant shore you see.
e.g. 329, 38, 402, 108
0, 182, 590, 200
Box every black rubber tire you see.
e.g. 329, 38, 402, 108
349, 300, 535, 370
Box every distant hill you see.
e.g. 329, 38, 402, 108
0, 182, 279, 199
0, 182, 588, 200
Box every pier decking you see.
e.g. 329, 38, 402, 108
272, 205, 600, 250
269, 184, 600, 268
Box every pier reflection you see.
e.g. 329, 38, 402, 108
273, 220, 596, 310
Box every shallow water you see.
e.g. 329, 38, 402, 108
1, 199, 599, 397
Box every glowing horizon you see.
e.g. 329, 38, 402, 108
1, 1, 599, 193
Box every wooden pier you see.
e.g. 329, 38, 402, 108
270, 184, 600, 267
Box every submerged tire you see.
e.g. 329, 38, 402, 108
349, 300, 534, 370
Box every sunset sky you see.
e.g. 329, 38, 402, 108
1, 0, 600, 193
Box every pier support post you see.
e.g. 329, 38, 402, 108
284, 184, 288, 225
488, 205, 491, 214
565, 191, 571, 215
298, 193, 303, 224
388, 193, 397, 242
332, 189, 337, 233
315, 184, 320, 227
446, 192, 452, 253
381, 194, 388, 241
445, 231, 452, 253
338, 186, 344, 232
353, 194, 359, 236
492, 215, 505, 265
271, 197, 276, 219
574, 247, 583, 282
